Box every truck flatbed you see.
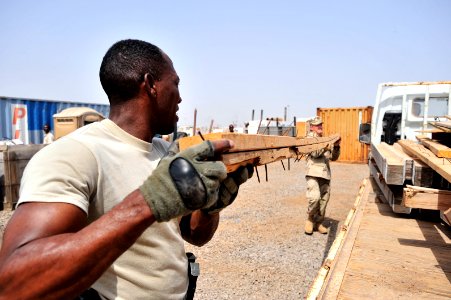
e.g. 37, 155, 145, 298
309, 178, 451, 299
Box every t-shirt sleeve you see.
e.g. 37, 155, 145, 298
18, 138, 98, 214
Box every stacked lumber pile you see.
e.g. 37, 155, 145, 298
371, 142, 433, 186
398, 118, 451, 223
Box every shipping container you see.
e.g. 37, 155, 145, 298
0, 96, 110, 144
296, 121, 307, 137
316, 106, 373, 163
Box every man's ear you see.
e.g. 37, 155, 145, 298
144, 73, 157, 98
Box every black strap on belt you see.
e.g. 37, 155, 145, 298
77, 288, 101, 300
185, 252, 200, 300
77, 253, 200, 300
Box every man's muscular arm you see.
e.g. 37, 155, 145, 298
0, 140, 232, 299
0, 190, 154, 300
180, 211, 220, 246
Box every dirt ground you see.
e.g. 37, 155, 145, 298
0, 160, 369, 299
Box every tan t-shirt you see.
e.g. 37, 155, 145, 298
19, 119, 188, 299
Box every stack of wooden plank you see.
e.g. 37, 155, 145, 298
397, 118, 451, 223
429, 117, 451, 133
370, 142, 433, 186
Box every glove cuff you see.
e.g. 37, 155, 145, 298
139, 175, 186, 222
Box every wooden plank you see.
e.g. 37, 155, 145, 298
371, 142, 405, 184
314, 179, 451, 299
415, 128, 447, 133
336, 199, 451, 299
390, 143, 414, 179
403, 185, 451, 210
393, 143, 433, 187
222, 147, 294, 173
179, 133, 340, 153
417, 136, 451, 158
398, 140, 451, 183
368, 158, 410, 213
314, 179, 370, 299
429, 122, 451, 132
432, 121, 451, 129
179, 133, 341, 172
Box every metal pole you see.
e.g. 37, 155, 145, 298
193, 109, 197, 136
257, 110, 263, 134
173, 122, 178, 141
209, 119, 214, 133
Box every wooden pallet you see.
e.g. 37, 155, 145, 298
1, 144, 45, 210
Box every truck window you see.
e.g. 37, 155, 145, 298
412, 97, 448, 117
381, 112, 401, 145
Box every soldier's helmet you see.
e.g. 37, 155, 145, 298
310, 116, 323, 126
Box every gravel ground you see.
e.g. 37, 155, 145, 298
185, 161, 369, 299
0, 160, 369, 299
0, 210, 13, 243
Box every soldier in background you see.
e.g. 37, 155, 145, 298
304, 116, 341, 235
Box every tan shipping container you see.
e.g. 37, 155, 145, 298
53, 107, 105, 140
316, 106, 373, 163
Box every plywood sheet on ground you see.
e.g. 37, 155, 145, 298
321, 181, 451, 299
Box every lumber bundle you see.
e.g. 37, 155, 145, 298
398, 140, 451, 183
371, 143, 405, 185
392, 143, 433, 187
371, 142, 433, 186
179, 133, 341, 172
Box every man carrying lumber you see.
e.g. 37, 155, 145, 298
304, 116, 341, 235
0, 39, 252, 299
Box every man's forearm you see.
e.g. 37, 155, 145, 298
181, 210, 219, 246
0, 190, 154, 300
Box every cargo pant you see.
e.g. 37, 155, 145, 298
306, 176, 331, 223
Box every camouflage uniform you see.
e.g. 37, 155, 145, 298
305, 131, 340, 225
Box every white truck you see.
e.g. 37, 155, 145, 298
359, 81, 451, 217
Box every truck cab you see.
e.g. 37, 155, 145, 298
360, 81, 451, 215
368, 81, 450, 145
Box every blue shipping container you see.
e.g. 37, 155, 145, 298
0, 96, 110, 144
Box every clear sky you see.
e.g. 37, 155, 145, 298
1, 0, 450, 128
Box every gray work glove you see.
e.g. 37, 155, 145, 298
202, 164, 254, 215
139, 141, 228, 222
